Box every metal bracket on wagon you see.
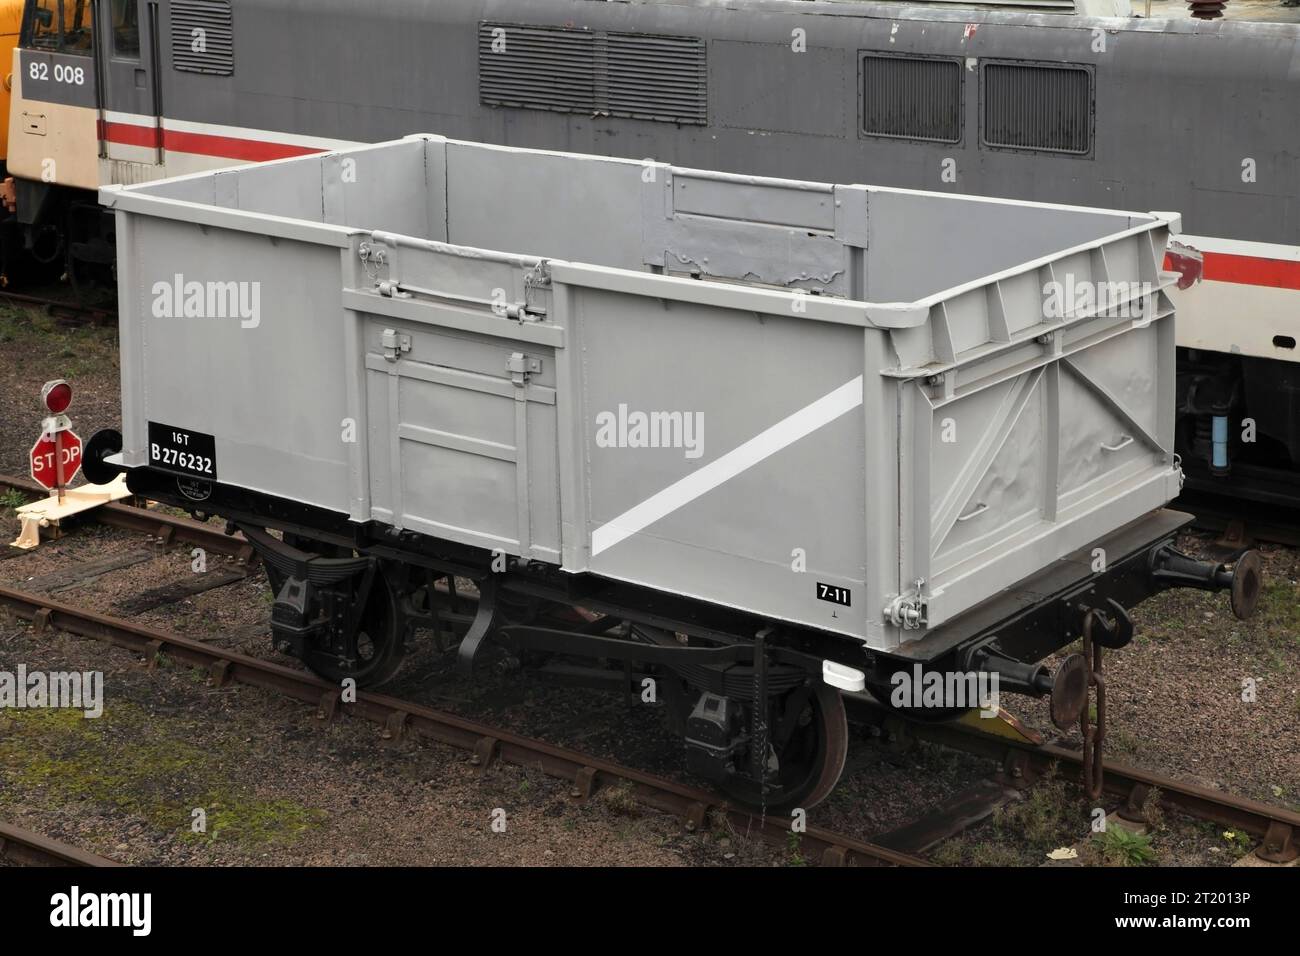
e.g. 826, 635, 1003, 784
863, 303, 931, 329
362, 231, 552, 322
1065, 598, 1134, 650
456, 575, 501, 676
883, 579, 929, 630
522, 260, 552, 316
1149, 543, 1263, 621
507, 352, 542, 386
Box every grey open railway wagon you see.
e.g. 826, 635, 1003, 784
89, 136, 1261, 810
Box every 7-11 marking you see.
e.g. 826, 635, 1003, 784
817, 582, 851, 607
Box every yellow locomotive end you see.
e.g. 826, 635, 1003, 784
0, 0, 24, 166
6, 0, 100, 194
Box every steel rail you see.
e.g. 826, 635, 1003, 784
0, 820, 119, 867
0, 585, 925, 868
856, 704, 1300, 863
0, 290, 117, 326
1183, 497, 1300, 550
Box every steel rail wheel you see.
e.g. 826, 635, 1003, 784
719, 682, 849, 813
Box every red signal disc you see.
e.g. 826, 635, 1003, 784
42, 380, 72, 414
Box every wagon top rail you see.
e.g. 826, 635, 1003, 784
101, 133, 1177, 367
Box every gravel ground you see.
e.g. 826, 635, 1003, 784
0, 611, 736, 866
0, 301, 121, 479
0, 521, 978, 866
0, 301, 1295, 867
1017, 535, 1299, 810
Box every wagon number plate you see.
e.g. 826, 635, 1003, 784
148, 422, 217, 480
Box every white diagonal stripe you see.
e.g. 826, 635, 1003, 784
590, 376, 864, 557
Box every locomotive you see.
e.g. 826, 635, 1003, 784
0, 2, 23, 176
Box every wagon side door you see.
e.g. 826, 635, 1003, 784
349, 244, 563, 563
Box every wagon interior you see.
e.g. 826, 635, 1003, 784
136, 136, 1146, 305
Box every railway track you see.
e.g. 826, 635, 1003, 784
1179, 487, 1300, 551
3, 572, 1295, 866
854, 704, 1299, 864
3, 475, 1294, 866
0, 820, 118, 867
0, 290, 117, 328
0, 474, 254, 562
0, 584, 925, 868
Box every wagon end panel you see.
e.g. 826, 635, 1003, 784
905, 227, 1183, 630
114, 210, 353, 513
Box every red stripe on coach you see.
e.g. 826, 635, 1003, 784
1165, 249, 1300, 291
99, 120, 161, 148
1202, 251, 1300, 290
101, 121, 324, 162
161, 129, 324, 161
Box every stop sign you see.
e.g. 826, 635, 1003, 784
30, 429, 82, 490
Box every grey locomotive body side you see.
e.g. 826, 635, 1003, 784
138, 0, 1299, 497
159, 0, 1296, 246
12, 1, 1299, 497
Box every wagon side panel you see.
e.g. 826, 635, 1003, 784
562, 276, 875, 641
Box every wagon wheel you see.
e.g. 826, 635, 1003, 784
719, 682, 849, 813
302, 570, 405, 688
262, 534, 405, 687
